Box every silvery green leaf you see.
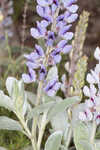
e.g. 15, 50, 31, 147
25, 91, 36, 105
46, 66, 58, 81
47, 96, 80, 121
80, 140, 94, 150
73, 121, 93, 150
0, 116, 23, 131
50, 96, 69, 133
6, 77, 18, 97
12, 79, 27, 116
0, 90, 14, 111
94, 140, 100, 150
27, 101, 55, 120
42, 94, 58, 103
71, 103, 86, 128
51, 111, 68, 132
44, 131, 62, 150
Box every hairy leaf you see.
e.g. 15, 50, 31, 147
44, 131, 62, 150
0, 116, 23, 131
0, 90, 14, 111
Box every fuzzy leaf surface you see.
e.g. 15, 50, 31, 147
0, 116, 23, 131
44, 131, 62, 150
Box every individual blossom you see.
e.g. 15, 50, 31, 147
37, 0, 53, 7
43, 78, 61, 96
22, 44, 45, 83
39, 65, 47, 81
50, 48, 62, 64
22, 68, 36, 83
46, 31, 55, 46
57, 40, 72, 54
36, 5, 53, 24
31, 21, 47, 39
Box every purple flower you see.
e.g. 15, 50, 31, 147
31, 21, 47, 39
57, 40, 72, 54
50, 48, 62, 64
22, 68, 36, 83
46, 31, 55, 46
67, 5, 78, 13
24, 44, 44, 70
62, 0, 77, 8
59, 25, 73, 41
51, 0, 59, 13
44, 78, 61, 96
36, 5, 53, 24
65, 13, 78, 23
39, 65, 47, 80
37, 0, 53, 6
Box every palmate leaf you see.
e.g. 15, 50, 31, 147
0, 90, 14, 111
44, 131, 62, 150
0, 116, 23, 131
47, 96, 80, 121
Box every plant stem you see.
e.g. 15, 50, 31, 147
90, 121, 97, 144
66, 127, 72, 148
37, 111, 48, 150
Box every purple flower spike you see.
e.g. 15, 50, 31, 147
39, 65, 47, 81
37, 0, 53, 6
44, 78, 61, 96
46, 31, 55, 46
22, 68, 36, 83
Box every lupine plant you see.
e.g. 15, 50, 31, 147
0, 0, 100, 150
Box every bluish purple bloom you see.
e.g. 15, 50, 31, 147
44, 78, 61, 96
51, 0, 59, 13
36, 5, 53, 24
46, 31, 55, 46
31, 21, 47, 39
59, 25, 73, 41
50, 48, 62, 64
39, 65, 47, 80
22, 0, 78, 87
57, 40, 72, 54
65, 13, 78, 23
62, 0, 77, 8
22, 68, 36, 83
37, 0, 53, 6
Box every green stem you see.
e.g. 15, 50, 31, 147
66, 127, 72, 148
90, 121, 97, 144
37, 111, 48, 150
